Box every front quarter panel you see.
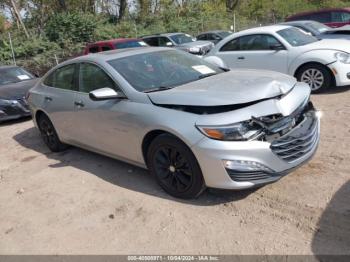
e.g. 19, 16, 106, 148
288, 49, 337, 75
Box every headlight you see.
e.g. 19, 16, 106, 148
188, 47, 201, 53
196, 121, 262, 141
334, 52, 350, 64
0, 98, 14, 106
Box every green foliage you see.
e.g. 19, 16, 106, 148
0, 15, 5, 33
45, 12, 96, 46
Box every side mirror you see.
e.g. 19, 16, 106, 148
89, 87, 125, 101
270, 43, 285, 51
166, 42, 174, 46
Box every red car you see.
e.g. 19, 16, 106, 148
286, 8, 350, 28
84, 38, 148, 55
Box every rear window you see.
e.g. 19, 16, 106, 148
115, 41, 147, 49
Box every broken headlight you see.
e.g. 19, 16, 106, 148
196, 121, 262, 141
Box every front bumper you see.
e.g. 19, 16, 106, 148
192, 110, 320, 190
0, 99, 31, 122
328, 61, 350, 86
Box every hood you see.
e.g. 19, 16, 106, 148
178, 40, 213, 48
0, 79, 39, 100
148, 70, 296, 107
329, 25, 350, 32
306, 38, 350, 52
319, 33, 350, 40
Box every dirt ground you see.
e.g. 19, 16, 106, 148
0, 87, 349, 255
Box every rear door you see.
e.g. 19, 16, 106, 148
216, 34, 288, 73
72, 62, 135, 159
41, 63, 78, 142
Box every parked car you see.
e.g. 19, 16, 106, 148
206, 25, 350, 92
142, 33, 214, 56
286, 8, 350, 28
84, 38, 148, 54
0, 66, 38, 122
282, 20, 350, 40
196, 30, 232, 45
28, 47, 319, 199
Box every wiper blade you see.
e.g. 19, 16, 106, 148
198, 73, 217, 79
144, 86, 174, 93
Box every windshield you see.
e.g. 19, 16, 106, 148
217, 31, 232, 38
108, 50, 224, 92
0, 67, 34, 86
277, 27, 318, 46
306, 21, 330, 34
169, 34, 195, 44
114, 40, 148, 49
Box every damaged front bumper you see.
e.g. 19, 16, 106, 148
0, 98, 31, 122
191, 104, 320, 190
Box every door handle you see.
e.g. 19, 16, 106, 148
74, 101, 85, 107
237, 56, 245, 60
45, 96, 52, 101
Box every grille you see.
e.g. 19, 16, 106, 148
270, 113, 319, 162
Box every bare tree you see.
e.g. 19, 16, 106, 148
10, 0, 29, 38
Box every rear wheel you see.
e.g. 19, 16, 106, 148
38, 114, 68, 152
296, 64, 332, 93
147, 134, 205, 199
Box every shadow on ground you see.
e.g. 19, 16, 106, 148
13, 127, 258, 205
312, 181, 350, 256
0, 116, 31, 126
314, 85, 350, 95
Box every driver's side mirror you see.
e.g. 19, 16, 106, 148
270, 43, 285, 51
89, 87, 126, 101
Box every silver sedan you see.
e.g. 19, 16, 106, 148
28, 47, 320, 199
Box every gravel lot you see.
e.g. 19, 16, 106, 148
0, 87, 349, 255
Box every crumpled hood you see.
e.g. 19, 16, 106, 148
0, 79, 39, 100
148, 69, 297, 106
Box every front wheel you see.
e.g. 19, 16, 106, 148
296, 64, 332, 93
147, 134, 205, 199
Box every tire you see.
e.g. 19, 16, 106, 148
147, 134, 206, 199
38, 114, 68, 152
296, 63, 332, 93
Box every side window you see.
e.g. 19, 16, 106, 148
143, 37, 158, 46
79, 63, 118, 93
332, 11, 350, 22
44, 64, 76, 90
89, 46, 99, 53
158, 37, 172, 46
220, 38, 239, 51
312, 12, 331, 23
101, 45, 112, 51
240, 34, 282, 51
197, 34, 207, 40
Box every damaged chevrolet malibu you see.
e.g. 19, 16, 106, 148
28, 47, 320, 199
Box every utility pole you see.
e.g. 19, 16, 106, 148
8, 32, 16, 65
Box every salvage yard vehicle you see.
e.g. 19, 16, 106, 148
142, 33, 214, 56
282, 20, 350, 40
0, 66, 38, 122
196, 30, 233, 45
206, 25, 350, 92
84, 38, 148, 54
286, 8, 350, 28
28, 47, 320, 199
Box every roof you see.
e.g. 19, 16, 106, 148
87, 38, 142, 45
197, 30, 231, 35
235, 25, 291, 36
61, 47, 173, 66
0, 65, 19, 70
142, 32, 188, 38
287, 7, 350, 19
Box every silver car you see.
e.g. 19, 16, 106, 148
28, 47, 320, 199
